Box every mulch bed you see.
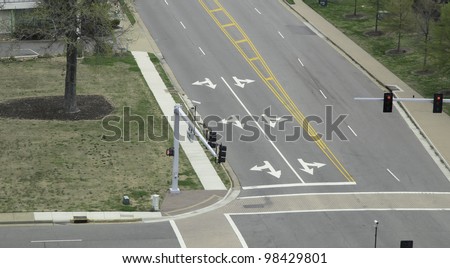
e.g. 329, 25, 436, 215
0, 95, 113, 120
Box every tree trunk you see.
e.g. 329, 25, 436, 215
423, 34, 429, 70
64, 40, 79, 113
64, 0, 79, 114
375, 0, 380, 32
397, 16, 402, 52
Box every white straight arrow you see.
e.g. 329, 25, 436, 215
250, 161, 281, 179
233, 76, 255, 88
192, 78, 217, 89
298, 159, 326, 175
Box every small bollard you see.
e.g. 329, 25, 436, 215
151, 194, 160, 211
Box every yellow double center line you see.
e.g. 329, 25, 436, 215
199, 0, 354, 183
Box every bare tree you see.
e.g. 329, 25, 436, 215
368, 0, 388, 33
413, 0, 441, 70
24, 0, 113, 113
386, 0, 415, 52
432, 3, 450, 72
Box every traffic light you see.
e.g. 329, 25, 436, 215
383, 92, 393, 113
433, 93, 443, 113
218, 144, 227, 163
166, 147, 174, 156
208, 131, 217, 148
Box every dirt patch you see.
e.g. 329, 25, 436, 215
0, 95, 113, 120
385, 48, 413, 56
344, 13, 367, 20
412, 69, 435, 76
364, 30, 385, 37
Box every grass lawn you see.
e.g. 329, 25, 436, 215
304, 0, 450, 114
0, 53, 205, 212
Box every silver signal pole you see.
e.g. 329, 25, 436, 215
170, 104, 218, 194
170, 104, 181, 194
354, 97, 450, 103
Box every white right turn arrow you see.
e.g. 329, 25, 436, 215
233, 76, 255, 88
298, 159, 326, 175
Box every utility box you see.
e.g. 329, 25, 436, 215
122, 195, 130, 205
400, 240, 413, 248
151, 194, 160, 211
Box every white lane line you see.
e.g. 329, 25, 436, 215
221, 77, 305, 183
164, 0, 168, 5
254, 8, 262, 14
298, 58, 305, 67
387, 168, 401, 182
170, 220, 186, 248
198, 47, 206, 55
347, 125, 358, 137
278, 31, 285, 39
238, 191, 450, 200
225, 214, 248, 248
228, 208, 450, 216
180, 21, 186, 29
319, 89, 327, 99
30, 239, 82, 243
242, 181, 356, 190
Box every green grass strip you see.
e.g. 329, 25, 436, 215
119, 0, 136, 25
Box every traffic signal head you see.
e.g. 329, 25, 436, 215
218, 144, 227, 163
208, 131, 217, 148
383, 92, 393, 113
433, 93, 443, 113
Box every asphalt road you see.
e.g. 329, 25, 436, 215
0, 221, 182, 248
230, 210, 450, 248
3, 0, 447, 249
132, 0, 450, 248
136, 0, 449, 194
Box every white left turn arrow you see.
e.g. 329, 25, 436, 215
298, 159, 326, 175
250, 161, 281, 179
220, 116, 244, 129
192, 78, 217, 89
233, 76, 255, 88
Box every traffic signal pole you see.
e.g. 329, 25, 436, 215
355, 96, 449, 113
354, 97, 450, 103
170, 104, 181, 193
171, 104, 219, 193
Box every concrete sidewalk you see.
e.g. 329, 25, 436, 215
131, 51, 226, 191
286, 0, 450, 177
